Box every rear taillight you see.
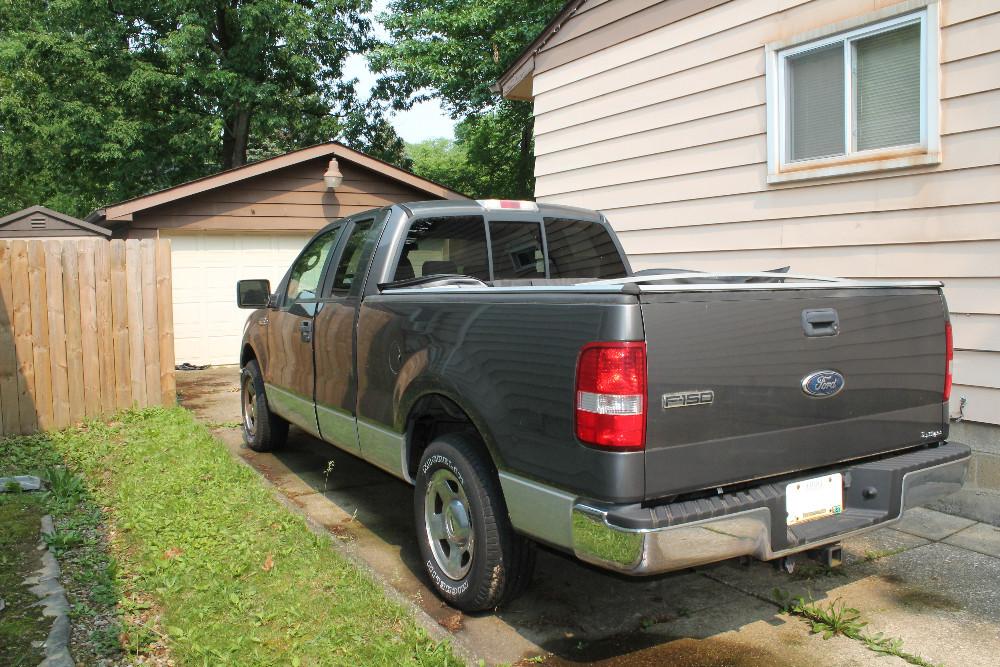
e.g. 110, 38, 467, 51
575, 342, 646, 450
944, 321, 953, 401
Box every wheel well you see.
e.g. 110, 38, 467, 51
240, 344, 257, 368
406, 394, 491, 480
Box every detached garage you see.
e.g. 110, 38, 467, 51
88, 143, 462, 365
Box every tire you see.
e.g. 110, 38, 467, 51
240, 359, 288, 452
414, 435, 536, 612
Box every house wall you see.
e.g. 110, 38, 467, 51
128, 157, 430, 233
530, 0, 1000, 436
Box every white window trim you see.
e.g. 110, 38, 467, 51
765, 0, 940, 184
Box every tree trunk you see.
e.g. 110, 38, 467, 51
516, 113, 535, 200
222, 107, 251, 169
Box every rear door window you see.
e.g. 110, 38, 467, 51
329, 218, 376, 297
392, 216, 490, 281
489, 221, 545, 279
543, 218, 627, 279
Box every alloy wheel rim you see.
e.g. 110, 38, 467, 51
424, 468, 474, 580
242, 376, 257, 437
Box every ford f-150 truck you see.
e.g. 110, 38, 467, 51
236, 199, 969, 612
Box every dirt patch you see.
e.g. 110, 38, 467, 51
539, 634, 797, 667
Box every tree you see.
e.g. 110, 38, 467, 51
371, 0, 564, 198
406, 138, 476, 195
123, 0, 377, 169
0, 0, 406, 217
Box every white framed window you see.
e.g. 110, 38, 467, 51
765, 2, 939, 183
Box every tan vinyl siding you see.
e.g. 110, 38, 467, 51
531, 0, 1000, 425
131, 158, 427, 232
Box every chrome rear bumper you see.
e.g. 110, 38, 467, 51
571, 443, 970, 574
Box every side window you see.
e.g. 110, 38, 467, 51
392, 216, 489, 281
330, 218, 376, 296
544, 218, 627, 279
284, 228, 339, 304
489, 221, 544, 279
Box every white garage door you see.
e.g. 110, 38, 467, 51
165, 232, 311, 366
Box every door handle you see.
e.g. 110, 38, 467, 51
299, 319, 313, 343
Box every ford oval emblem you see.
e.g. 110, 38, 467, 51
801, 370, 845, 398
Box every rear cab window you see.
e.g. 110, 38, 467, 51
388, 212, 627, 284
393, 216, 490, 281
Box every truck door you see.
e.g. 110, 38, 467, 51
264, 226, 341, 437
313, 216, 379, 454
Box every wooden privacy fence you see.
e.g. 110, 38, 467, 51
0, 239, 176, 436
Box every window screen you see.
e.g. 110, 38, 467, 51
393, 216, 489, 281
855, 22, 921, 151
544, 219, 627, 279
787, 43, 846, 161
330, 218, 376, 295
490, 222, 545, 279
285, 228, 339, 303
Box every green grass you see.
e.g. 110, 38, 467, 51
0, 492, 50, 666
3, 408, 460, 666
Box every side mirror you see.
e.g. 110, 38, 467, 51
237, 279, 271, 309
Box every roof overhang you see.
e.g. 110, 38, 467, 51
1, 205, 112, 237
493, 0, 588, 101
89, 142, 464, 224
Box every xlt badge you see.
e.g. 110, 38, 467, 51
662, 390, 715, 410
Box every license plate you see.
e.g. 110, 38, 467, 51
786, 473, 844, 526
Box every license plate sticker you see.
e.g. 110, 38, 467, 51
786, 473, 844, 526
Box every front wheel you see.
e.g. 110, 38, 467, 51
414, 435, 535, 611
241, 360, 288, 452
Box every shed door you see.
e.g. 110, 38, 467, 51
165, 232, 311, 366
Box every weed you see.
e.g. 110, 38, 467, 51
4, 479, 22, 493
791, 596, 867, 639
323, 458, 336, 490
44, 466, 86, 510
791, 561, 848, 581
206, 421, 241, 429
864, 547, 907, 562
44, 528, 84, 556
781, 593, 940, 667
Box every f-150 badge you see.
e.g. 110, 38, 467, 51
662, 390, 715, 409
801, 370, 845, 398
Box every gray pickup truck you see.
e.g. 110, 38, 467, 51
236, 199, 969, 612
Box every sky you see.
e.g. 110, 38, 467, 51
342, 0, 457, 144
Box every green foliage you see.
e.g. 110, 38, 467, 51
43, 407, 460, 665
44, 466, 87, 509
777, 591, 940, 667
0, 433, 127, 664
374, 0, 565, 198
406, 138, 476, 195
0, 0, 406, 218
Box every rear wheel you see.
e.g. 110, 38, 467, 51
241, 360, 288, 452
414, 435, 535, 611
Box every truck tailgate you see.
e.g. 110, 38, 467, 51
641, 288, 948, 500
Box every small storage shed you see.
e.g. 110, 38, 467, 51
88, 143, 463, 365
0, 206, 111, 239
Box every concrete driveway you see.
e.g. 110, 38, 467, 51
178, 366, 1000, 666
